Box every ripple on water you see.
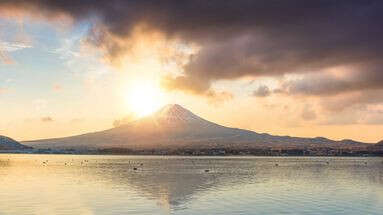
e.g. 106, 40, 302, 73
0, 155, 382, 215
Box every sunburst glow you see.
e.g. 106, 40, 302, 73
125, 82, 164, 117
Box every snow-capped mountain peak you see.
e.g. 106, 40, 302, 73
152, 104, 205, 124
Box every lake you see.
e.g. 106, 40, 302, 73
0, 154, 382, 215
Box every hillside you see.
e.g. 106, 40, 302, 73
0, 135, 31, 150
24, 104, 368, 151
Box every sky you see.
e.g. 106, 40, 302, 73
0, 0, 382, 143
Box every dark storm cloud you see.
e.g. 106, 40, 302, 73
1, 0, 383, 95
276, 67, 383, 97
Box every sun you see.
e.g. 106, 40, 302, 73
125, 82, 164, 117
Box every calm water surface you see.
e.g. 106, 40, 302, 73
0, 154, 382, 215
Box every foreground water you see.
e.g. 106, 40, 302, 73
0, 155, 382, 215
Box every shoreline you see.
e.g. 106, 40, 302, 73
1, 151, 382, 157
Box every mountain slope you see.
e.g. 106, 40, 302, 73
0, 135, 31, 150
24, 104, 368, 150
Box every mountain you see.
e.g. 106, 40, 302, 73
24, 104, 368, 151
376, 140, 383, 146
0, 135, 31, 150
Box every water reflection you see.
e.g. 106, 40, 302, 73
0, 155, 382, 215
0, 159, 10, 167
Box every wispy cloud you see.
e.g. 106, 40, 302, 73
0, 41, 32, 64
0, 41, 31, 52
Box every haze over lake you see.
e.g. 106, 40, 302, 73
1, 154, 382, 215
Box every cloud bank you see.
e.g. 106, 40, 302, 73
1, 0, 383, 121
1, 1, 382, 91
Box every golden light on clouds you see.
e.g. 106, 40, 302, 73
110, 26, 198, 118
